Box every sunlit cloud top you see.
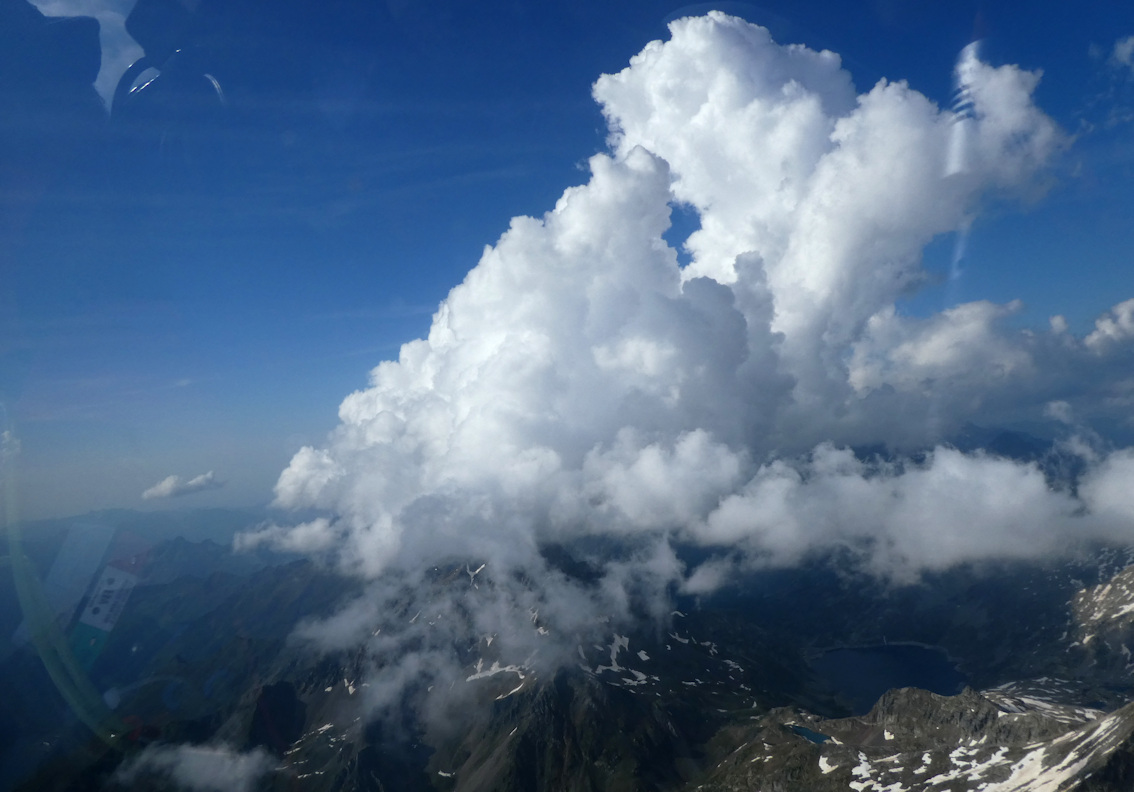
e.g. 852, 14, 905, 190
241, 14, 1133, 591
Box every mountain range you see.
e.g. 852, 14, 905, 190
6, 496, 1134, 791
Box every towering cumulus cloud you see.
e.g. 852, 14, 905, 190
244, 13, 1134, 703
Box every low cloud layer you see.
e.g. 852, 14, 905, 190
240, 12, 1134, 716
114, 743, 273, 792
142, 471, 223, 500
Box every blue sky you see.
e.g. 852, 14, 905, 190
4, 0, 1134, 522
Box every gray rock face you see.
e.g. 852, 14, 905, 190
1071, 564, 1134, 678
693, 688, 1134, 792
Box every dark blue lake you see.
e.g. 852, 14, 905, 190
810, 644, 967, 715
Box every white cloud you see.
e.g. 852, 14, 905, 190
1045, 400, 1074, 424
141, 471, 223, 500
114, 744, 273, 792
234, 517, 336, 553
1112, 35, 1134, 73
1, 430, 20, 458
254, 8, 1134, 589
699, 444, 1084, 580
240, 13, 1134, 719
1080, 449, 1134, 524
849, 301, 1032, 395
1085, 298, 1134, 351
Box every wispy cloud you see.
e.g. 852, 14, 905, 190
1084, 34, 1134, 129
1111, 35, 1134, 74
114, 743, 273, 792
142, 471, 223, 500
